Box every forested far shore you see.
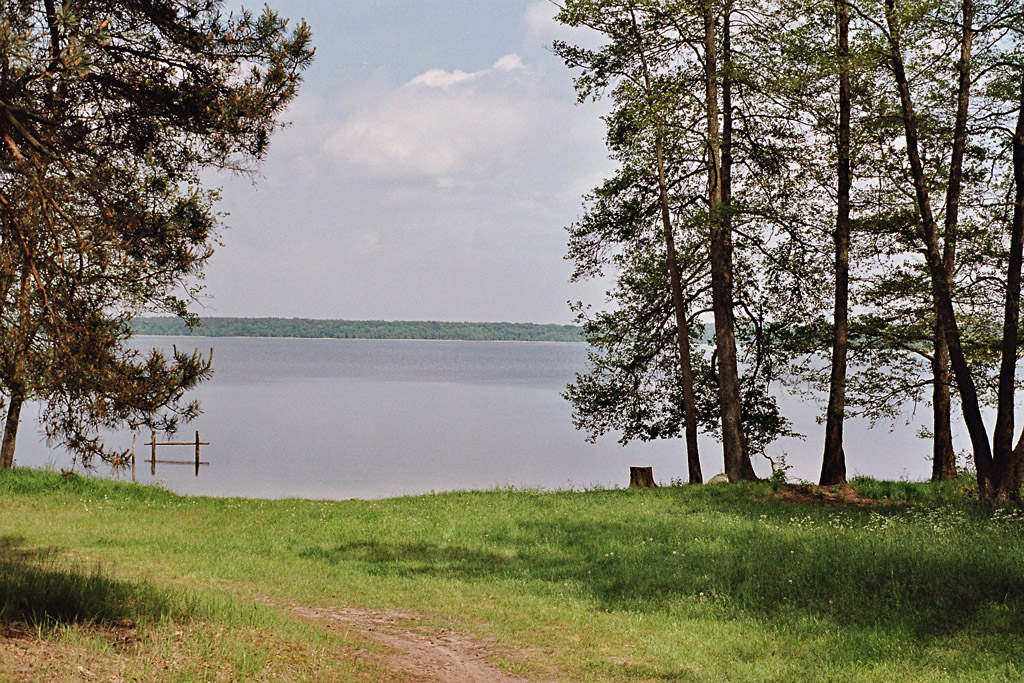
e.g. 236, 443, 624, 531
131, 317, 585, 342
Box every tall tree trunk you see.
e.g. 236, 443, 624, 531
931, 324, 957, 480
708, 1, 749, 481
884, 0, 994, 497
992, 74, 1024, 501
0, 263, 32, 470
710, 4, 755, 481
820, 0, 851, 486
657, 135, 703, 485
627, 4, 702, 483
927, 0, 972, 483
0, 388, 24, 469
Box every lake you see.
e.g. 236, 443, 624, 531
12, 336, 947, 499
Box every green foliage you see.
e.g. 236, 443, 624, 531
557, 1, 806, 460
766, 454, 792, 492
557, 0, 1024, 497
0, 2, 314, 465
131, 317, 585, 343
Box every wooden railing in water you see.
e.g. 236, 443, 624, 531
131, 431, 210, 480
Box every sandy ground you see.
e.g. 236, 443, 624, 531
292, 605, 532, 682
0, 607, 537, 681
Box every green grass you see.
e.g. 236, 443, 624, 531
1, 468, 1022, 681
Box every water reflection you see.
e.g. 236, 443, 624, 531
13, 337, 948, 499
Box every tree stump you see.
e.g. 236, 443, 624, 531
629, 466, 658, 489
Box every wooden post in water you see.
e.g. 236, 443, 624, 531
151, 430, 157, 476
131, 434, 136, 483
195, 431, 201, 477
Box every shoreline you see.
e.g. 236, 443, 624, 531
130, 317, 585, 343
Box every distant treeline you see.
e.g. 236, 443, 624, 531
131, 317, 585, 342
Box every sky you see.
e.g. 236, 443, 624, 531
203, 1, 613, 324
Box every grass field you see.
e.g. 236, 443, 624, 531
1, 468, 1022, 681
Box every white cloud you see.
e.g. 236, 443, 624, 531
405, 53, 523, 89
207, 3, 616, 323
492, 53, 524, 71
324, 53, 570, 183
408, 68, 477, 88
325, 96, 526, 179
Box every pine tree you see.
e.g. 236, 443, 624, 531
0, 1, 313, 467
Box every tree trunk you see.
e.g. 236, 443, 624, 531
931, 324, 957, 480
820, 0, 851, 486
1, 262, 32, 470
658, 137, 703, 485
660, 147, 703, 485
627, 5, 703, 484
884, 0, 994, 497
928, 0, 969, 484
992, 74, 1024, 501
0, 388, 24, 469
629, 466, 658, 488
706, 3, 754, 482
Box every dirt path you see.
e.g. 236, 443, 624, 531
0, 605, 539, 680
292, 605, 532, 682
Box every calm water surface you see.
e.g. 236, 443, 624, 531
13, 336, 944, 499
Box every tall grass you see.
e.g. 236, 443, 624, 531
299, 482, 1023, 631
1, 467, 1022, 681
0, 543, 184, 627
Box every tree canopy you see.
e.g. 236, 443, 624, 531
557, 0, 1024, 500
0, 0, 313, 467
